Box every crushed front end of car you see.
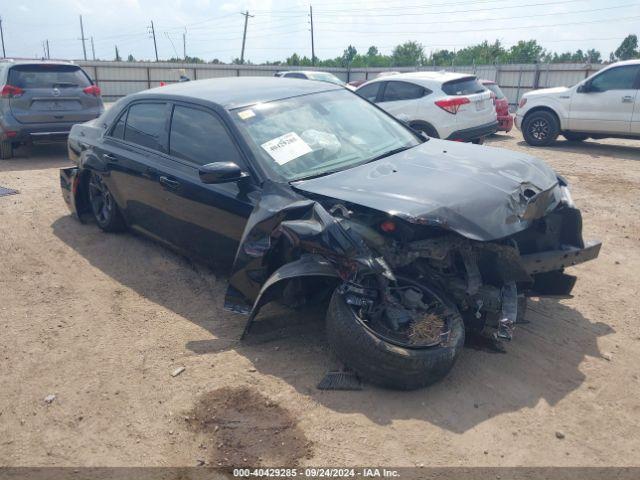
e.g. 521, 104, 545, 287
224, 141, 601, 390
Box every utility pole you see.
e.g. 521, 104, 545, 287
239, 10, 253, 64
0, 16, 6, 58
46, 39, 50, 59
90, 36, 95, 60
115, 45, 120, 61
310, 5, 315, 66
79, 15, 87, 60
149, 21, 158, 61
41, 41, 47, 59
183, 29, 186, 60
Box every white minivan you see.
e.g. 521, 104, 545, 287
355, 71, 498, 143
516, 59, 640, 146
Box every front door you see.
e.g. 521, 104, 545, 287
375, 80, 424, 122
159, 103, 255, 269
568, 65, 640, 134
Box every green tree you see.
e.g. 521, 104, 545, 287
506, 40, 545, 63
392, 41, 425, 66
614, 34, 639, 60
127, 54, 136, 62
585, 49, 602, 63
455, 40, 506, 65
341, 45, 358, 68
429, 49, 455, 66
285, 53, 302, 66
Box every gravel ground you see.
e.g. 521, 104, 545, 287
1, 131, 639, 468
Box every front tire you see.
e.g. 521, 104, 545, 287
522, 111, 559, 146
325, 289, 465, 390
410, 122, 439, 139
88, 172, 126, 232
0, 140, 13, 160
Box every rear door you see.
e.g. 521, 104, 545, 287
376, 80, 425, 121
441, 76, 495, 128
569, 65, 640, 134
7, 64, 102, 124
98, 101, 173, 238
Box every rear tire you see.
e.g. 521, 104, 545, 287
0, 141, 13, 160
522, 111, 559, 146
410, 122, 439, 139
562, 132, 588, 142
325, 289, 465, 390
87, 171, 126, 232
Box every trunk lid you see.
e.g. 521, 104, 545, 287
440, 76, 496, 127
7, 64, 102, 124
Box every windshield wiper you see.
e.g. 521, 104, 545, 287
365, 145, 415, 164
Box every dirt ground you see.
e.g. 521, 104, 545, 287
1, 131, 639, 468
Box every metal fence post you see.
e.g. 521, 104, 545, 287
146, 67, 151, 88
515, 65, 524, 108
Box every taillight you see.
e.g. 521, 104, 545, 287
518, 97, 527, 108
435, 97, 470, 114
380, 220, 396, 233
1, 84, 24, 98
83, 85, 101, 96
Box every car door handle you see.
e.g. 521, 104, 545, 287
159, 176, 180, 190
622, 95, 634, 103
102, 153, 118, 161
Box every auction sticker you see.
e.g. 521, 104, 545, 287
261, 132, 312, 165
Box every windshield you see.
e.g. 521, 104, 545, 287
306, 72, 345, 86
484, 83, 505, 99
232, 89, 420, 181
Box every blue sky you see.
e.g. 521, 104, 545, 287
1, 0, 639, 63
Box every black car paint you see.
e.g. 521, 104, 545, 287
61, 77, 601, 337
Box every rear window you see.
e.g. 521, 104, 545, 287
8, 64, 91, 89
442, 77, 485, 96
484, 83, 505, 99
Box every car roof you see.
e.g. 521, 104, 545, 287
278, 70, 336, 76
360, 70, 475, 88
136, 76, 342, 110
0, 59, 78, 67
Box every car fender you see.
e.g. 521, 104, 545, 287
519, 96, 570, 130
240, 255, 341, 337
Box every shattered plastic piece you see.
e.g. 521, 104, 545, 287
44, 394, 56, 404
171, 367, 186, 377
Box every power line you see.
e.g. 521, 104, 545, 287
0, 16, 6, 58
314, 3, 639, 27
317, 14, 640, 35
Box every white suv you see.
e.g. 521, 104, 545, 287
355, 71, 498, 142
516, 60, 640, 146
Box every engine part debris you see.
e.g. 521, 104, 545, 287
317, 370, 363, 391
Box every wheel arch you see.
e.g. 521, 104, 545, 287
409, 120, 440, 138
522, 105, 564, 130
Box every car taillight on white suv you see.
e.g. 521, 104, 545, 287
518, 97, 527, 108
435, 97, 470, 114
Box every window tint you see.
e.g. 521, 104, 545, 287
8, 64, 91, 88
382, 81, 425, 102
442, 77, 485, 95
284, 72, 307, 79
124, 103, 167, 152
170, 105, 241, 166
356, 82, 381, 102
590, 66, 640, 91
110, 110, 127, 139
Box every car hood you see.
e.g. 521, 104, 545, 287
292, 139, 561, 241
524, 86, 570, 98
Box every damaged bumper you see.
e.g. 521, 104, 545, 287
521, 240, 601, 275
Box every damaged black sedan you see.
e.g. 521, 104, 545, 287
60, 77, 601, 389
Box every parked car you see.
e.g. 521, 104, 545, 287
355, 71, 498, 143
515, 59, 640, 146
481, 79, 513, 133
274, 70, 354, 90
60, 77, 600, 389
348, 71, 401, 88
0, 59, 104, 159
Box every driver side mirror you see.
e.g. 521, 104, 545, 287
199, 162, 248, 184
